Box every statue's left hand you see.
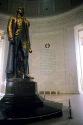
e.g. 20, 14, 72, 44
29, 48, 32, 53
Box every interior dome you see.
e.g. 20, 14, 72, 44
0, 0, 83, 17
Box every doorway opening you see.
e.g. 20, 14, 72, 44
74, 24, 83, 94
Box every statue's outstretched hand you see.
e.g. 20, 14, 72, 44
29, 48, 32, 53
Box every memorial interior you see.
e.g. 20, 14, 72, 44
0, 0, 83, 124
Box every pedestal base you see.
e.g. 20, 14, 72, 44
0, 78, 63, 124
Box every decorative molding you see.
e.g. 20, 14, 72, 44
45, 43, 50, 48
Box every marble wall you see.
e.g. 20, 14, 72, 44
29, 5, 83, 94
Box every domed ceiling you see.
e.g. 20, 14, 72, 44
0, 0, 83, 17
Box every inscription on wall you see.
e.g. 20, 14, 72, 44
40, 41, 56, 75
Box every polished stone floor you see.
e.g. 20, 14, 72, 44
0, 93, 83, 125
28, 94, 83, 125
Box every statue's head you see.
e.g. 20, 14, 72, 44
17, 7, 24, 17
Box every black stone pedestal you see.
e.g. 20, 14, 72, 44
0, 78, 63, 124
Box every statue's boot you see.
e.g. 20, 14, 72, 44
24, 74, 34, 79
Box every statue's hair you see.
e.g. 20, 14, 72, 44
17, 7, 24, 16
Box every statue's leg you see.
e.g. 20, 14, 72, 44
14, 37, 19, 77
22, 48, 29, 75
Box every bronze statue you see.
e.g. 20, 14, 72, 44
6, 7, 32, 78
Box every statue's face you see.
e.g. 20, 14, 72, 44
17, 8, 24, 17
